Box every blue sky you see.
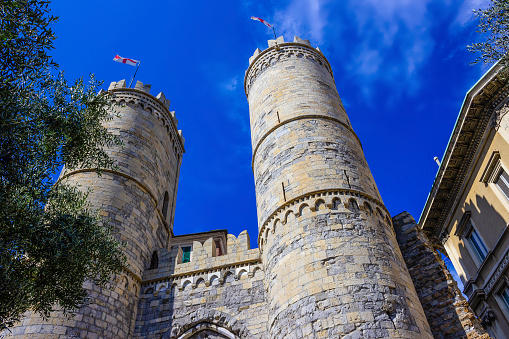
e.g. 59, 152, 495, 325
50, 0, 490, 263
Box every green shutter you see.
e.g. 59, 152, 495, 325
182, 247, 191, 263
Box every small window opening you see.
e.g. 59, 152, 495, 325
215, 240, 223, 256
182, 246, 191, 263
349, 199, 359, 211
332, 198, 341, 210
149, 251, 159, 270
162, 191, 169, 220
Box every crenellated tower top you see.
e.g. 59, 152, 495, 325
244, 36, 333, 97
107, 79, 185, 154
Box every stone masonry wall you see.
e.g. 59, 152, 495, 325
245, 37, 432, 338
4, 81, 184, 339
134, 231, 268, 338
392, 212, 490, 339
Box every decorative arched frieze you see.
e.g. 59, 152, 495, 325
257, 188, 391, 249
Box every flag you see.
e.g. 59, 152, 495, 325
113, 55, 139, 66
251, 16, 272, 28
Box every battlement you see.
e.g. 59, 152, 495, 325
248, 36, 314, 64
107, 80, 185, 151
244, 36, 332, 96
142, 230, 260, 290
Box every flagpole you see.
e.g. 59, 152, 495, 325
129, 62, 140, 88
272, 26, 277, 40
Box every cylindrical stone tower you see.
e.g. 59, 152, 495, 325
6, 80, 184, 338
245, 37, 432, 338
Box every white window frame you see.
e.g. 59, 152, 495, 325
481, 151, 509, 209
458, 217, 489, 267
465, 223, 489, 264
495, 169, 509, 202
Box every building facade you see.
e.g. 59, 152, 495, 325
4, 37, 493, 338
420, 64, 509, 339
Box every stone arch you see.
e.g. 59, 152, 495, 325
264, 228, 270, 242
384, 215, 391, 224
209, 275, 220, 286
195, 278, 206, 288
237, 269, 248, 280
299, 203, 310, 215
363, 202, 373, 214
177, 323, 237, 339
252, 266, 263, 278
182, 280, 192, 291
284, 210, 295, 223
155, 282, 167, 296
122, 275, 129, 290
376, 207, 384, 218
315, 199, 326, 211
272, 219, 281, 234
332, 198, 341, 210
348, 198, 359, 211
223, 271, 235, 284
165, 309, 252, 338
144, 286, 154, 295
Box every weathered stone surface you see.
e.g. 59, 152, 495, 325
3, 39, 481, 339
5, 83, 184, 338
392, 212, 490, 339
245, 38, 432, 338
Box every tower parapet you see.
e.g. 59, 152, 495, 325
245, 37, 432, 338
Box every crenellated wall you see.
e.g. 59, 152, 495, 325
134, 231, 268, 338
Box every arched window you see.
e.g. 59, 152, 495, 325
162, 191, 169, 220
149, 251, 158, 270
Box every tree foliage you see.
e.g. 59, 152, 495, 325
0, 0, 126, 330
468, 0, 509, 67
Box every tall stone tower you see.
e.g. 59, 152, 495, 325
244, 37, 432, 338
6, 80, 184, 338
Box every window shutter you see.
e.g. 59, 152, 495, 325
496, 170, 509, 201
182, 247, 191, 263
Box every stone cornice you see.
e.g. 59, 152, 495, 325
59, 168, 171, 236
251, 114, 363, 171
419, 64, 508, 240
140, 258, 262, 287
484, 246, 509, 295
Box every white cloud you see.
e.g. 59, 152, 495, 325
273, 0, 330, 44
452, 0, 490, 27
223, 77, 238, 91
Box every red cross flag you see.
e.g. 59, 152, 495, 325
251, 16, 272, 28
113, 55, 139, 66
